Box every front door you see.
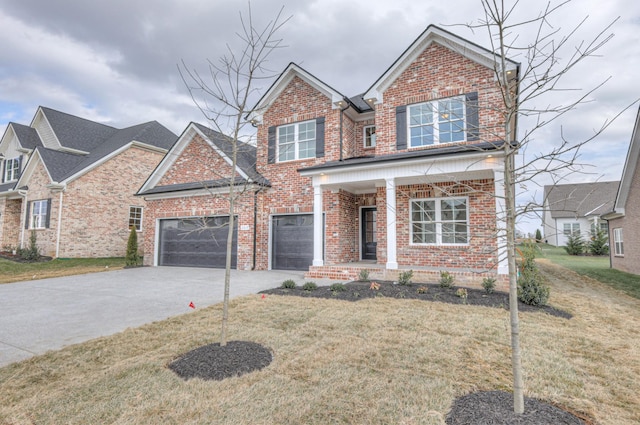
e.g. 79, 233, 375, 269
361, 207, 377, 260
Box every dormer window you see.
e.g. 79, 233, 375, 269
3, 157, 20, 182
363, 125, 376, 148
408, 96, 466, 147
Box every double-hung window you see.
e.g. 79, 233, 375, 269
363, 125, 376, 148
4, 157, 20, 181
563, 223, 580, 236
129, 206, 143, 231
411, 197, 469, 245
613, 228, 623, 256
31, 199, 49, 229
409, 96, 465, 147
277, 120, 316, 162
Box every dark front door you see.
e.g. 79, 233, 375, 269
361, 207, 377, 260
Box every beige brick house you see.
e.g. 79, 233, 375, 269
0, 107, 177, 258
138, 25, 518, 288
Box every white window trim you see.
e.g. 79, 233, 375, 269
276, 120, 316, 162
31, 199, 48, 229
363, 125, 376, 148
613, 228, 623, 257
4, 157, 20, 182
563, 222, 580, 236
129, 206, 144, 232
407, 95, 467, 148
410, 196, 470, 246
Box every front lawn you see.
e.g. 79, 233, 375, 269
1, 261, 638, 424
538, 244, 640, 299
0, 257, 126, 284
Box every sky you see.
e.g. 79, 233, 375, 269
1, 0, 639, 233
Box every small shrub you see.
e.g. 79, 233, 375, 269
482, 277, 496, 294
302, 281, 317, 291
535, 229, 542, 243
518, 268, 550, 306
398, 270, 414, 286
125, 227, 141, 267
416, 286, 428, 294
330, 283, 346, 293
456, 288, 468, 304
369, 281, 380, 291
358, 269, 370, 281
564, 232, 585, 255
20, 231, 40, 261
280, 279, 296, 289
439, 271, 454, 288
588, 228, 609, 256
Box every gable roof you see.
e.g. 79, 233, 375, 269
1, 107, 177, 193
364, 25, 519, 104
137, 122, 269, 197
543, 181, 619, 219
609, 105, 640, 216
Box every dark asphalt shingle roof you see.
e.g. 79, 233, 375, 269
543, 181, 619, 219
41, 107, 117, 151
138, 177, 267, 196
11, 123, 42, 150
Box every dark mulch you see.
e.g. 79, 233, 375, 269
0, 251, 52, 263
168, 340, 272, 381
446, 391, 591, 424
259, 280, 572, 319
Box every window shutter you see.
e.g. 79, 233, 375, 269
17, 155, 23, 179
465, 92, 479, 141
1, 159, 4, 183
315, 117, 325, 158
25, 201, 31, 229
267, 126, 276, 164
396, 105, 407, 150
45, 198, 52, 228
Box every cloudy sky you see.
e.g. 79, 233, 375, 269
1, 0, 639, 232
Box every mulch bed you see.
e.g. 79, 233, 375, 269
168, 340, 272, 381
0, 251, 52, 263
259, 280, 572, 319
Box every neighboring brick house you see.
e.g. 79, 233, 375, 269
139, 25, 519, 288
542, 181, 618, 247
603, 106, 640, 275
0, 107, 177, 258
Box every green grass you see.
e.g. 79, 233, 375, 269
537, 244, 640, 299
0, 257, 126, 284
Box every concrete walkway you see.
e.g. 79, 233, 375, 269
0, 267, 337, 367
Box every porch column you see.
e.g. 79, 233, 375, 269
313, 184, 324, 266
385, 178, 398, 269
494, 167, 508, 274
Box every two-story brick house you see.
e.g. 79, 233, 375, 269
139, 25, 518, 288
0, 107, 177, 258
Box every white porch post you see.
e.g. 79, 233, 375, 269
385, 177, 398, 269
313, 183, 324, 266
494, 167, 508, 274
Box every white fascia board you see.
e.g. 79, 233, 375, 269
141, 183, 261, 201
614, 106, 640, 211
193, 126, 250, 181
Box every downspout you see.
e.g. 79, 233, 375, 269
55, 189, 65, 257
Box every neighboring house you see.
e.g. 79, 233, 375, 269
542, 181, 618, 247
603, 106, 640, 274
0, 107, 177, 258
138, 25, 519, 288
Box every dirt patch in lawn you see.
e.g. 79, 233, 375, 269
259, 280, 571, 319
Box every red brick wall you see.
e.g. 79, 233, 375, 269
610, 162, 640, 275
19, 160, 58, 256
0, 198, 22, 249
374, 43, 504, 156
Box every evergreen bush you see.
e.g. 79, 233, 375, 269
125, 227, 141, 267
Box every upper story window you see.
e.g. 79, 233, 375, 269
30, 199, 49, 229
4, 157, 20, 182
129, 206, 143, 231
277, 120, 316, 162
409, 96, 465, 147
363, 125, 376, 148
410, 197, 469, 245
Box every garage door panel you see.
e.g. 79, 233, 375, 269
159, 217, 237, 268
272, 214, 314, 271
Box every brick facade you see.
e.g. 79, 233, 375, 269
609, 160, 640, 274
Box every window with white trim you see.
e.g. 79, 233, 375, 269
410, 197, 469, 245
31, 199, 48, 229
563, 223, 580, 236
408, 96, 465, 147
129, 206, 143, 231
363, 125, 376, 148
613, 228, 623, 256
4, 157, 20, 181
277, 120, 316, 162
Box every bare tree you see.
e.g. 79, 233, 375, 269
463, 0, 635, 414
179, 4, 289, 346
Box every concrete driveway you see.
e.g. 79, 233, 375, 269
0, 267, 337, 367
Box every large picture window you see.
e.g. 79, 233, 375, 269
277, 120, 316, 162
411, 197, 469, 245
30, 199, 49, 229
4, 157, 20, 182
613, 228, 623, 256
408, 96, 465, 147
